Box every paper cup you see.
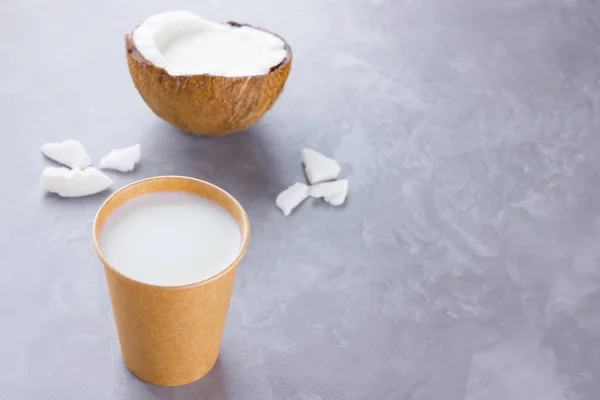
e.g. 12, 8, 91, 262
92, 176, 250, 387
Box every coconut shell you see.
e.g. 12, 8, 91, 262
125, 22, 292, 136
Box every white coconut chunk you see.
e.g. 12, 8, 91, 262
133, 11, 287, 77
275, 182, 310, 216
310, 179, 348, 199
41, 167, 113, 198
325, 191, 348, 206
301, 148, 341, 184
99, 144, 141, 172
41, 140, 92, 169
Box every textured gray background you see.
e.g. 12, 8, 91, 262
1, 0, 600, 399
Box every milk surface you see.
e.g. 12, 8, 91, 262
101, 192, 241, 286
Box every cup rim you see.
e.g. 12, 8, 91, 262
92, 175, 250, 290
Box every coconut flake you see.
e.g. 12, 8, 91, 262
310, 179, 348, 198
301, 148, 341, 184
41, 140, 92, 169
133, 11, 287, 77
311, 180, 349, 206
99, 144, 141, 172
276, 182, 310, 216
41, 167, 113, 197
324, 191, 348, 206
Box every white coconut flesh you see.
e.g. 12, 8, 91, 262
133, 11, 288, 77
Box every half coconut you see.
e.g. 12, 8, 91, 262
126, 11, 292, 135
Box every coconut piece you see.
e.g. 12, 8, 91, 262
41, 167, 113, 197
302, 148, 341, 184
275, 182, 310, 216
324, 191, 348, 206
310, 179, 348, 199
99, 144, 141, 172
41, 140, 92, 169
126, 11, 292, 135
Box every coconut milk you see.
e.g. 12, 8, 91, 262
101, 191, 241, 286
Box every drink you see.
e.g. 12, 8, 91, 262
93, 176, 250, 386
101, 191, 241, 286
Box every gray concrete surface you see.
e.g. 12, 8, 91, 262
1, 0, 600, 399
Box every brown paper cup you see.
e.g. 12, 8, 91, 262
92, 176, 250, 387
